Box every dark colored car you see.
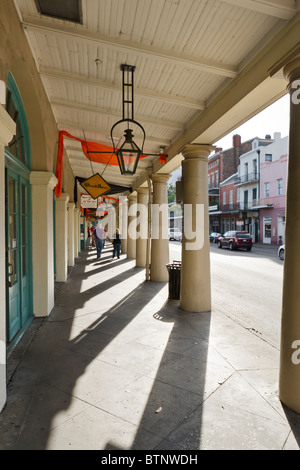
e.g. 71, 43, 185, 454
217, 231, 253, 251
210, 232, 222, 243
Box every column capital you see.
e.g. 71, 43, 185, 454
283, 54, 300, 85
136, 186, 149, 194
55, 192, 69, 204
30, 171, 58, 189
128, 193, 137, 201
151, 173, 170, 184
182, 144, 215, 160
67, 202, 75, 210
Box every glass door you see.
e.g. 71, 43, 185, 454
6, 170, 21, 341
5, 168, 32, 342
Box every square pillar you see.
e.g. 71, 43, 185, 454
55, 193, 69, 282
30, 171, 58, 317
0, 105, 16, 413
74, 207, 79, 259
67, 203, 75, 267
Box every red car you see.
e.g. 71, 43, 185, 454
217, 231, 253, 251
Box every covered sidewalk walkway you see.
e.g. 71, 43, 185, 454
1, 242, 300, 450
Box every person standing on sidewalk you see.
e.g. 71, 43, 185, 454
112, 228, 122, 259
94, 222, 105, 259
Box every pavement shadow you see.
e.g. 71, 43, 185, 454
102, 299, 213, 450
1, 248, 165, 449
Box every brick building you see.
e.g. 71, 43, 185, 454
209, 134, 255, 233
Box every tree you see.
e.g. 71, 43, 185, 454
168, 183, 176, 204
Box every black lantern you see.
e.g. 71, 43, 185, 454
110, 64, 146, 175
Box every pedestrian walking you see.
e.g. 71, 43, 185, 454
94, 222, 105, 259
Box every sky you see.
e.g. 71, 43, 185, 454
213, 94, 290, 151
169, 94, 290, 183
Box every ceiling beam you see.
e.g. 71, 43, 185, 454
57, 120, 171, 147
22, 16, 237, 78
219, 0, 296, 19
51, 98, 184, 131
39, 67, 205, 111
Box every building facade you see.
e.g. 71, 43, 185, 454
259, 133, 288, 244
213, 132, 288, 244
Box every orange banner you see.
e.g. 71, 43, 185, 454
55, 130, 167, 197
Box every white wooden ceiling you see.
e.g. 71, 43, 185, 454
14, 0, 299, 192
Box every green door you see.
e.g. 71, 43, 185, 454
6, 170, 21, 340
5, 167, 32, 342
5, 72, 33, 345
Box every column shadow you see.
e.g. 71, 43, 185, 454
2, 247, 165, 449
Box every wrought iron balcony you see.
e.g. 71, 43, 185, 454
235, 172, 259, 184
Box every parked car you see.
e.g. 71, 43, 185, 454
210, 232, 222, 243
169, 227, 182, 241
278, 244, 285, 260
217, 231, 253, 251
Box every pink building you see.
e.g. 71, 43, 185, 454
259, 134, 288, 244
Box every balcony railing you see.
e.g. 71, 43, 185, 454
221, 203, 240, 212
220, 200, 273, 212
208, 182, 220, 190
235, 172, 259, 184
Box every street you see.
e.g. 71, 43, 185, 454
169, 241, 283, 349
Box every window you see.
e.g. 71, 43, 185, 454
253, 159, 257, 178
223, 191, 226, 205
35, 0, 83, 24
215, 171, 219, 186
265, 182, 270, 197
277, 178, 283, 195
252, 187, 257, 202
236, 188, 240, 203
229, 190, 233, 209
265, 154, 272, 162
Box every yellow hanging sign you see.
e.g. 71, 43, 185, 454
80, 173, 111, 199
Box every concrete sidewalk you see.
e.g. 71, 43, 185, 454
0, 242, 299, 450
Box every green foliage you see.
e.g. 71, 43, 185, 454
168, 183, 176, 204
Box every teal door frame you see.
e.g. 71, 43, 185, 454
5, 72, 33, 348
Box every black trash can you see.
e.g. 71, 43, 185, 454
166, 261, 181, 300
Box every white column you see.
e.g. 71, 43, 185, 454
0, 105, 16, 413
67, 203, 75, 267
55, 193, 69, 282
127, 193, 137, 259
74, 208, 79, 258
121, 197, 128, 254
180, 144, 215, 313
279, 55, 300, 413
30, 171, 58, 317
150, 174, 170, 281
136, 187, 148, 267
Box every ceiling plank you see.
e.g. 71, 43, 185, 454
51, 98, 184, 131
57, 120, 171, 147
39, 67, 206, 110
22, 16, 237, 78
219, 0, 296, 19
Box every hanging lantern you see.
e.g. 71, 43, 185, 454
110, 64, 145, 175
